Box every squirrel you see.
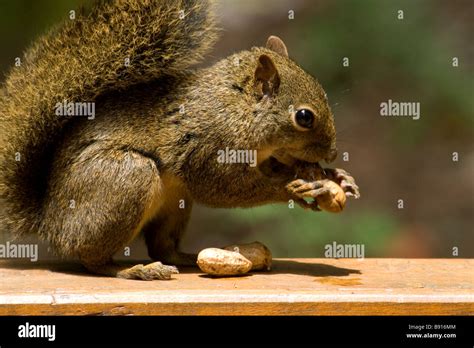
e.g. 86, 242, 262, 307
0, 0, 360, 280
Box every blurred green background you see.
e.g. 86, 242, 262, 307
0, 0, 472, 258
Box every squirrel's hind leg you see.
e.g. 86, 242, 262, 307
143, 187, 197, 267
42, 146, 177, 280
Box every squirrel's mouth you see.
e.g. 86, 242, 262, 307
258, 146, 336, 178
271, 147, 332, 165
258, 150, 322, 178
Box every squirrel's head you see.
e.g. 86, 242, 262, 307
249, 36, 337, 169
196, 35, 337, 173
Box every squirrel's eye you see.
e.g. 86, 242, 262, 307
293, 109, 314, 130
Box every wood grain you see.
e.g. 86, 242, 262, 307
0, 258, 472, 315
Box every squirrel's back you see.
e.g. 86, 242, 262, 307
0, 0, 218, 235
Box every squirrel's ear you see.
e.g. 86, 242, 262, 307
254, 54, 280, 98
266, 35, 289, 58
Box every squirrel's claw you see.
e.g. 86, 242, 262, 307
286, 179, 331, 202
324, 168, 361, 199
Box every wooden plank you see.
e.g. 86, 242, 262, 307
0, 258, 472, 315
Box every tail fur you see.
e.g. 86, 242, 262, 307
0, 0, 218, 235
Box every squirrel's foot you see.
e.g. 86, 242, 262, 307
116, 262, 179, 280
323, 168, 360, 199
83, 260, 179, 280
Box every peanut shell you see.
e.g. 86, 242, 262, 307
197, 248, 252, 276
223, 241, 272, 271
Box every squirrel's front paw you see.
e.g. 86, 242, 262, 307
287, 179, 327, 199
286, 178, 348, 213
324, 168, 360, 199
286, 179, 329, 211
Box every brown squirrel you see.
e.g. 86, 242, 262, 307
0, 0, 359, 280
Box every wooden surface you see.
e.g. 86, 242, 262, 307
0, 258, 472, 315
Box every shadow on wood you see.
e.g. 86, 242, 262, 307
0, 258, 361, 278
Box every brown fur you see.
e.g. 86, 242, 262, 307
0, 0, 340, 279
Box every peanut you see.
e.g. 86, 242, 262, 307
223, 241, 272, 271
316, 179, 346, 213
197, 248, 252, 276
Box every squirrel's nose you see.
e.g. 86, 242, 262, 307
325, 147, 338, 163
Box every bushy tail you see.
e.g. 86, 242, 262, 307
0, 0, 218, 235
